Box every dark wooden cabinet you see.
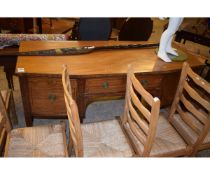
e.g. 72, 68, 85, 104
0, 18, 35, 33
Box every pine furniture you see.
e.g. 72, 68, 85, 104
169, 62, 210, 155
62, 65, 134, 157
0, 93, 68, 157
121, 65, 190, 157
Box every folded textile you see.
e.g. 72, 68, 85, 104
0, 34, 69, 48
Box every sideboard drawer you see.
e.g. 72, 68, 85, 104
28, 77, 77, 116
85, 77, 126, 94
136, 75, 163, 89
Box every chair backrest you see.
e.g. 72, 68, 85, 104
121, 65, 160, 156
62, 65, 83, 157
118, 18, 153, 41
78, 18, 111, 40
169, 62, 210, 154
0, 93, 12, 156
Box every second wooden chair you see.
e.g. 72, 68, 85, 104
169, 62, 210, 155
0, 92, 68, 157
121, 65, 190, 157
62, 65, 134, 157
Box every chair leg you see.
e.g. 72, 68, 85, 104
9, 91, 18, 126
68, 132, 74, 156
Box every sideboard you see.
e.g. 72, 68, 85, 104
15, 41, 204, 126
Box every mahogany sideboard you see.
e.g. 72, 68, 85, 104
15, 41, 204, 126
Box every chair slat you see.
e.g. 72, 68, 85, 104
127, 99, 149, 134
180, 93, 207, 124
184, 81, 210, 112
177, 104, 202, 134
127, 112, 146, 145
187, 67, 210, 94
168, 62, 210, 155
0, 116, 6, 135
0, 128, 6, 154
130, 74, 154, 106
129, 85, 151, 122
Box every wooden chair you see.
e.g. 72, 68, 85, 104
121, 65, 190, 157
0, 91, 12, 156
62, 65, 134, 157
0, 67, 17, 125
1, 90, 17, 126
0, 93, 68, 157
169, 62, 210, 156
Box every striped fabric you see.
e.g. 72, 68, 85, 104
0, 34, 69, 48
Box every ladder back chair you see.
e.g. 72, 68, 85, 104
169, 62, 210, 155
1, 90, 17, 126
121, 65, 189, 157
0, 93, 12, 156
0, 67, 17, 125
0, 93, 68, 157
62, 65, 134, 157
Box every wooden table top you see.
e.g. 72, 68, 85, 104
16, 40, 204, 76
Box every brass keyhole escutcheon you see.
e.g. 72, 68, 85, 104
48, 94, 57, 102
102, 81, 109, 89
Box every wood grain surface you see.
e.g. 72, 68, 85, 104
16, 41, 204, 76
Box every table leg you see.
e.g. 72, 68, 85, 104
76, 79, 86, 122
19, 76, 33, 126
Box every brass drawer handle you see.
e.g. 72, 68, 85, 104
102, 81, 109, 89
140, 79, 149, 87
48, 94, 57, 102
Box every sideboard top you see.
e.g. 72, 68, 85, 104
16, 40, 204, 76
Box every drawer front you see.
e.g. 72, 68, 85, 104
85, 75, 162, 94
147, 88, 162, 100
136, 75, 163, 89
85, 77, 126, 94
28, 77, 77, 116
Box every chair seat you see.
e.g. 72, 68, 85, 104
151, 114, 187, 156
124, 112, 187, 156
4, 124, 68, 157
81, 119, 133, 157
171, 113, 210, 145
